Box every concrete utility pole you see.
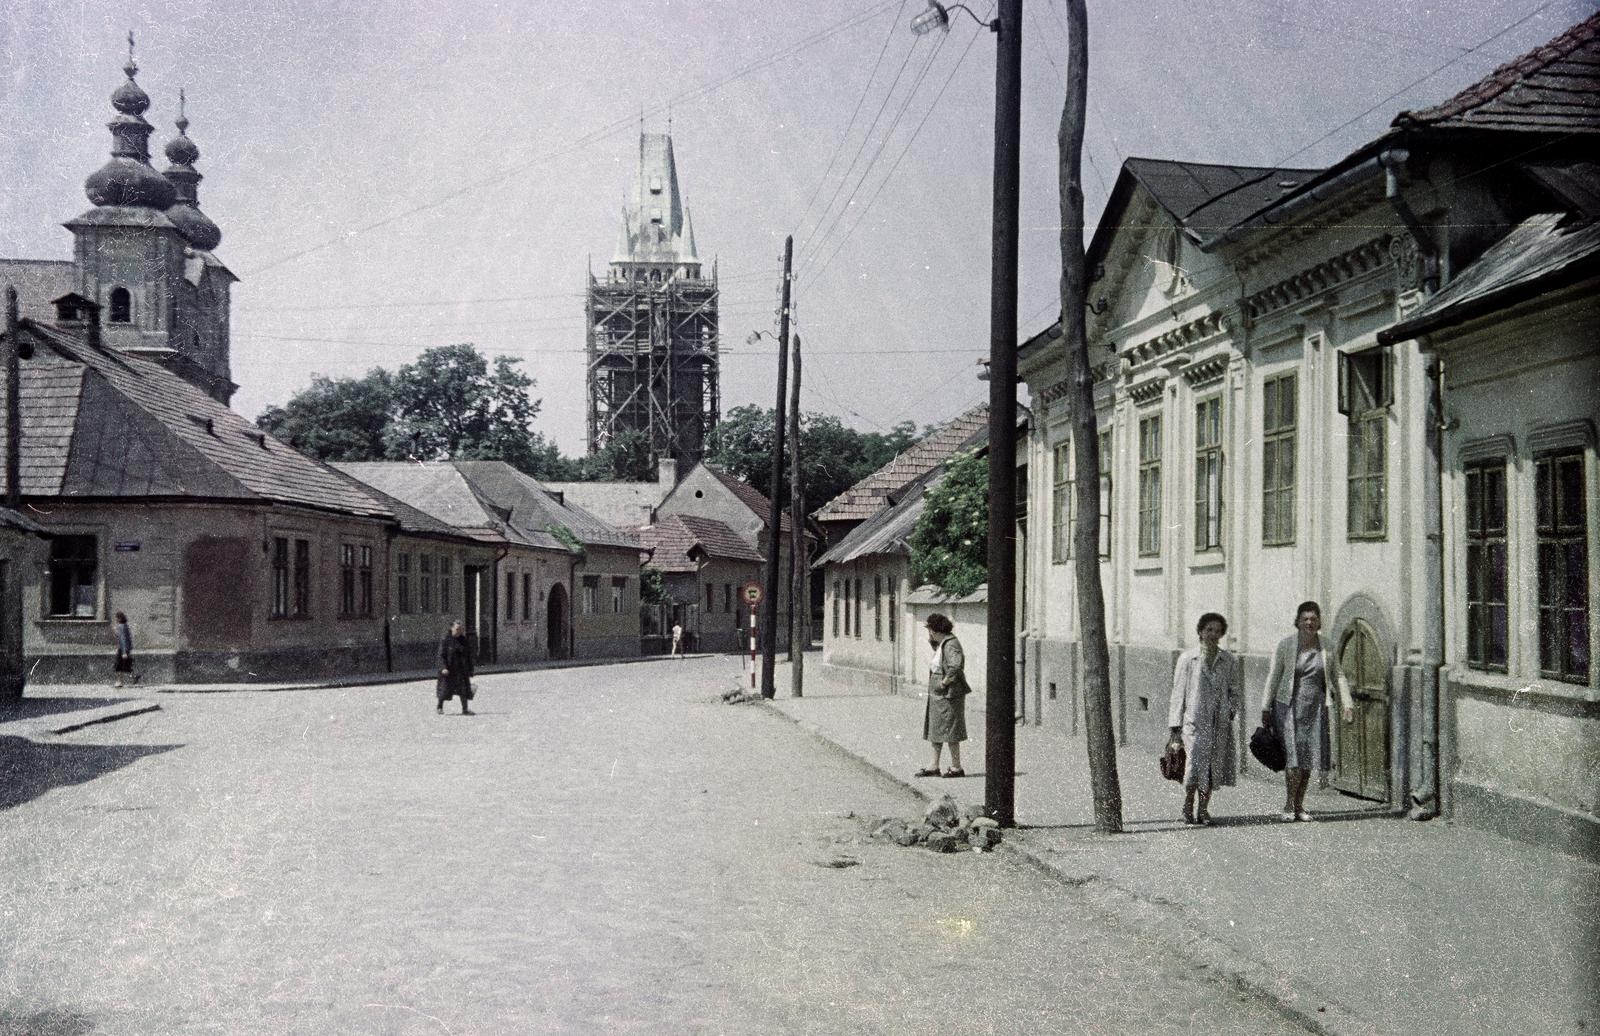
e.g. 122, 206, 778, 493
788, 333, 805, 697
760, 236, 794, 698
982, 0, 1023, 827
1058, 0, 1123, 834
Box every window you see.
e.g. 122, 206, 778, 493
1194, 397, 1223, 551
832, 579, 841, 637
47, 534, 97, 617
1536, 451, 1590, 683
706, 582, 715, 613
1464, 460, 1508, 671
1098, 428, 1113, 559
1340, 348, 1392, 539
1262, 373, 1297, 546
272, 537, 290, 618
523, 573, 533, 621
506, 570, 517, 620
724, 583, 733, 613
359, 546, 373, 617
888, 585, 897, 642
873, 576, 883, 640
582, 575, 599, 615
853, 578, 862, 639
612, 577, 627, 614
1138, 415, 1162, 556
419, 554, 433, 613
108, 287, 131, 323
292, 539, 310, 617
339, 544, 357, 617
437, 556, 450, 614
397, 552, 411, 615
1052, 441, 1072, 563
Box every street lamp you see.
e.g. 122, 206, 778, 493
909, 0, 1020, 827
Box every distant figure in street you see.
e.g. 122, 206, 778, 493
1260, 601, 1354, 821
670, 622, 684, 659
112, 611, 135, 688
437, 620, 474, 715
917, 613, 970, 779
1167, 612, 1238, 826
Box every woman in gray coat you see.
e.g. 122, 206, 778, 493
1259, 601, 1354, 821
916, 613, 970, 779
1166, 612, 1238, 826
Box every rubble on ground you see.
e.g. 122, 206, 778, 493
871, 794, 1003, 854
720, 688, 762, 704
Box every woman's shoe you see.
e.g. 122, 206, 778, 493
914, 768, 941, 778
1296, 810, 1314, 822
435, 704, 443, 714
1280, 810, 1297, 821
1182, 804, 1196, 825
942, 768, 965, 778
1197, 811, 1213, 826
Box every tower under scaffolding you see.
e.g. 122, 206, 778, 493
586, 132, 719, 470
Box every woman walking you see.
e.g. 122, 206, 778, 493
437, 620, 475, 715
112, 612, 135, 688
1166, 612, 1239, 826
916, 613, 970, 779
1260, 601, 1354, 820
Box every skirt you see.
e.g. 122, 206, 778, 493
1274, 694, 1331, 772
923, 674, 967, 744
113, 654, 133, 674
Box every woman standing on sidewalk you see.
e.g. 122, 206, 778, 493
437, 620, 474, 716
1260, 601, 1354, 821
1166, 612, 1238, 825
112, 612, 135, 688
916, 613, 970, 779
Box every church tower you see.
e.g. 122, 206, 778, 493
586, 131, 719, 473
65, 39, 237, 403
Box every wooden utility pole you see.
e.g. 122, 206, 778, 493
1059, 0, 1123, 834
788, 333, 805, 696
5, 287, 21, 510
760, 236, 793, 698
982, 0, 1023, 828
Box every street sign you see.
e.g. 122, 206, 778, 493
741, 581, 763, 607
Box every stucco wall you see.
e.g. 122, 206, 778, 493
573, 545, 642, 659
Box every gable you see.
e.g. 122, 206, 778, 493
659, 465, 764, 544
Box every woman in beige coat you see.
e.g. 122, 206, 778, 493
1260, 601, 1355, 821
916, 613, 971, 779
1167, 612, 1238, 826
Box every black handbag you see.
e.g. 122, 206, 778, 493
1159, 739, 1186, 782
1249, 723, 1287, 772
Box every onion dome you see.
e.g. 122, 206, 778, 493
162, 92, 222, 251
83, 37, 177, 210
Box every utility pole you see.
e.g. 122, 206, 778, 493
983, 0, 1023, 827
760, 236, 793, 698
788, 333, 805, 697
1059, 0, 1123, 834
5, 287, 21, 510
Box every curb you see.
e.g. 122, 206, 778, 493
763, 701, 1372, 1036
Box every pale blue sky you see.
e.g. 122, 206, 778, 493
2, 0, 1594, 452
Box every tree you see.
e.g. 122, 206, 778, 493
576, 428, 653, 482
256, 369, 395, 461
1058, 0, 1123, 834
907, 449, 988, 598
386, 345, 542, 466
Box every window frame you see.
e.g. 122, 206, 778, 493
873, 575, 883, 641
1463, 459, 1509, 672
419, 554, 433, 614
437, 556, 451, 615
108, 286, 131, 324
1051, 440, 1072, 564
581, 574, 599, 616
611, 576, 627, 615
271, 537, 291, 619
396, 552, 412, 615
1194, 395, 1223, 552
46, 533, 99, 619
292, 538, 311, 618
1535, 449, 1590, 684
1138, 414, 1163, 557
359, 545, 374, 617
1098, 427, 1113, 560
523, 572, 534, 621
1341, 348, 1392, 540
339, 543, 357, 618
1262, 372, 1297, 546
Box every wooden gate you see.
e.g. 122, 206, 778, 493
1334, 620, 1390, 801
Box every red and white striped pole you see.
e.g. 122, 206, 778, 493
749, 604, 758, 690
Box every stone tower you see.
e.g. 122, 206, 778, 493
586, 131, 719, 474
65, 40, 237, 403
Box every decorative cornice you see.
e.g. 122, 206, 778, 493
1038, 378, 1072, 405
1124, 310, 1229, 367
1458, 434, 1514, 465
1181, 354, 1230, 388
1241, 235, 1393, 322
1127, 373, 1167, 405
1530, 419, 1595, 455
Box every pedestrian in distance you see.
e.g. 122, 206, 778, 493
670, 621, 683, 659
916, 612, 970, 779
437, 620, 474, 716
1167, 612, 1239, 826
111, 611, 135, 688
1260, 601, 1355, 821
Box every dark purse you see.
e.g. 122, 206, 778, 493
1249, 723, 1287, 772
1159, 738, 1186, 782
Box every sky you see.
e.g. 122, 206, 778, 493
2, 0, 1595, 456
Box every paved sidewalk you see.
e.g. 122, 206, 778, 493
764, 658, 1598, 1036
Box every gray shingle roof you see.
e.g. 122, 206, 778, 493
333, 462, 518, 545
542, 479, 671, 529
815, 470, 934, 567
453, 461, 641, 551
1122, 158, 1325, 242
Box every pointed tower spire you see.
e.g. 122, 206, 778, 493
162, 88, 222, 250
84, 31, 177, 210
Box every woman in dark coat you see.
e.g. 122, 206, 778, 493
437, 620, 474, 715
916, 613, 971, 779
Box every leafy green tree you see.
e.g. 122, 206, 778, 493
706, 406, 927, 512
576, 428, 654, 482
386, 345, 543, 466
256, 369, 395, 461
908, 448, 988, 597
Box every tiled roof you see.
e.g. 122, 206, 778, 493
542, 479, 671, 529
705, 464, 795, 535
674, 514, 764, 561
1121, 158, 1324, 242
639, 513, 764, 574
0, 260, 74, 322
1395, 12, 1600, 135
453, 461, 641, 551
1381, 211, 1600, 343
1, 320, 390, 517
815, 467, 938, 567
814, 405, 988, 523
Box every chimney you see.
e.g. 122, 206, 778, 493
5, 286, 20, 509
657, 456, 678, 486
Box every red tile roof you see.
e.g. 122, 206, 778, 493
638, 513, 762, 574
813, 405, 988, 523
1395, 12, 1600, 135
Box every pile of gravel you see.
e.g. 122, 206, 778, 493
872, 794, 1003, 853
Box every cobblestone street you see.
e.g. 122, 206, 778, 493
1, 658, 1311, 1035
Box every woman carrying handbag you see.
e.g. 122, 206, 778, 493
1166, 612, 1238, 826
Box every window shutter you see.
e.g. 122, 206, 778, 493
1379, 346, 1395, 407
1336, 352, 1352, 416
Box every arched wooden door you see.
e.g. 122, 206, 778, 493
1334, 620, 1390, 801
